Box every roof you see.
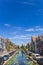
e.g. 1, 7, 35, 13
32, 36, 37, 42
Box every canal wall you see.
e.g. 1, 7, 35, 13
22, 49, 39, 65
27, 55, 39, 65
3, 51, 18, 65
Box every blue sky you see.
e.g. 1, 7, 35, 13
0, 0, 43, 45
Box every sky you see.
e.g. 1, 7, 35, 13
0, 0, 43, 45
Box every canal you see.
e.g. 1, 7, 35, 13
6, 51, 38, 65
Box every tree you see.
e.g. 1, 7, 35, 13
30, 43, 34, 52
26, 43, 30, 51
21, 44, 24, 49
7, 39, 10, 52
30, 37, 35, 52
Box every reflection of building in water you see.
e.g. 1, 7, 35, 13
21, 50, 24, 56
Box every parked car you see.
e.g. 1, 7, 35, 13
0, 56, 4, 65
37, 58, 43, 65
28, 51, 32, 56
32, 54, 40, 60
9, 51, 14, 56
3, 54, 9, 61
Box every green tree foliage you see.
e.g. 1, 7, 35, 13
7, 40, 10, 52
30, 43, 34, 52
21, 44, 24, 49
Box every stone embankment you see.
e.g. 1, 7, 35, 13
3, 51, 18, 65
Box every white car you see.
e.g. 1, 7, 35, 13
33, 54, 40, 60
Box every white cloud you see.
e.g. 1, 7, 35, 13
9, 34, 31, 40
9, 34, 35, 45
22, 2, 35, 5
25, 26, 43, 32
20, 0, 36, 6
35, 26, 43, 31
35, 26, 41, 28
4, 24, 11, 27
36, 28, 43, 31
25, 28, 34, 32
11, 32, 17, 35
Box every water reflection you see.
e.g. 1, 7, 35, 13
6, 51, 38, 65
21, 50, 24, 56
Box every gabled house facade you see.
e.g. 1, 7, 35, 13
31, 35, 43, 55
0, 37, 7, 53
31, 36, 39, 53
37, 35, 43, 55
0, 37, 16, 53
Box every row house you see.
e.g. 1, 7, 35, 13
37, 35, 43, 55
31, 36, 39, 53
31, 35, 43, 55
0, 37, 12, 52
0, 37, 7, 53
0, 37, 16, 53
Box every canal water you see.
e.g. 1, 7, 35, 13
6, 51, 37, 65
